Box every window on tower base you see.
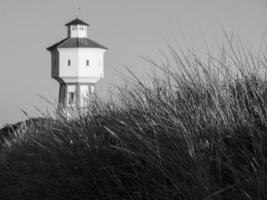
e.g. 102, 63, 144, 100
68, 92, 75, 104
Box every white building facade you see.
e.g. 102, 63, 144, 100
47, 18, 107, 109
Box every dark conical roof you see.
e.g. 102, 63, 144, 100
65, 18, 89, 26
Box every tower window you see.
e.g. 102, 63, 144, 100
68, 59, 71, 66
86, 60, 89, 66
68, 92, 75, 104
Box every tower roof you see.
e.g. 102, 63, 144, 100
47, 37, 108, 51
65, 18, 89, 26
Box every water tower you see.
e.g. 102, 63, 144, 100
47, 18, 107, 109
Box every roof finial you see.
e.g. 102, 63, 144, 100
75, 6, 80, 18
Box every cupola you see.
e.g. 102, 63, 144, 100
65, 18, 89, 38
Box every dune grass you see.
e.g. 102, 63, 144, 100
0, 35, 267, 200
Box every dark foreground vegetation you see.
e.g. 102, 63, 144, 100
1, 36, 267, 200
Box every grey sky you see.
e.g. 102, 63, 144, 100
0, 0, 267, 127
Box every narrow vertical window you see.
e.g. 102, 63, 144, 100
68, 92, 75, 104
86, 60, 89, 66
68, 59, 71, 66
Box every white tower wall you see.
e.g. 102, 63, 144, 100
58, 48, 79, 78
56, 48, 105, 83
78, 48, 105, 79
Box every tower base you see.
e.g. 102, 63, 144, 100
58, 82, 96, 110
